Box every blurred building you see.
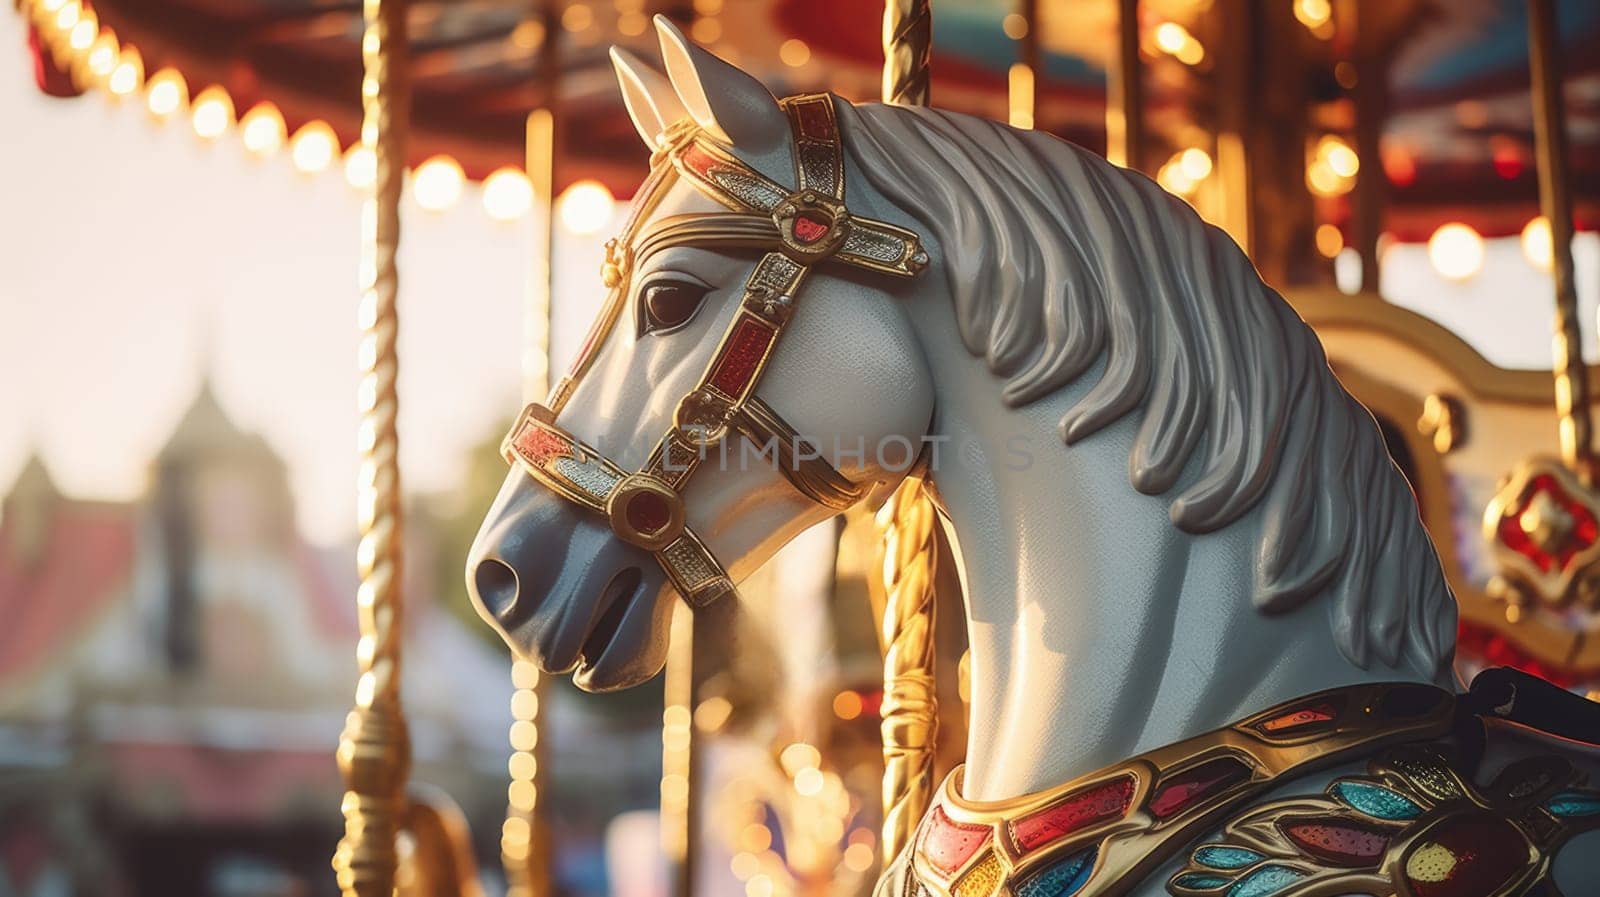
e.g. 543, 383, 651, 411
0, 383, 512, 897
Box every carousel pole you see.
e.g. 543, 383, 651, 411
1527, 0, 1593, 483
879, 3, 940, 867
503, 5, 560, 895
1007, 0, 1038, 130
333, 0, 411, 893
1105, 0, 1145, 170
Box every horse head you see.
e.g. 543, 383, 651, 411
466, 16, 935, 692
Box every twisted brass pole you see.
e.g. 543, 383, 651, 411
881, 0, 931, 108
1528, 0, 1592, 484
875, 479, 940, 863
333, 0, 410, 894
877, 0, 939, 869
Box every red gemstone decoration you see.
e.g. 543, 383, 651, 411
514, 426, 570, 466
1278, 816, 1390, 867
709, 318, 776, 396
1403, 814, 1527, 897
794, 101, 834, 141
792, 213, 831, 244
681, 143, 720, 179
1009, 776, 1135, 855
1495, 474, 1599, 572
1149, 758, 1252, 820
624, 491, 671, 535
921, 806, 990, 874
1260, 702, 1339, 734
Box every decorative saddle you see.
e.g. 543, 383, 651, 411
898, 674, 1600, 897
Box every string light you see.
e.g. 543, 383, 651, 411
145, 69, 187, 119
68, 9, 96, 51
344, 144, 376, 189
1522, 216, 1554, 272
779, 38, 810, 68
1002, 12, 1028, 40
1294, 0, 1332, 33
290, 121, 339, 173
482, 167, 534, 221
86, 32, 118, 81
107, 45, 142, 96
1178, 147, 1213, 181
557, 180, 614, 235
414, 155, 466, 211
1427, 223, 1485, 282
560, 2, 593, 32
1315, 223, 1344, 258
240, 102, 287, 156
832, 690, 863, 720
1154, 22, 1204, 65
191, 85, 234, 139
1307, 135, 1358, 197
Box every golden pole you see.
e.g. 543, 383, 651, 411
874, 480, 940, 864
1006, 0, 1037, 131
661, 605, 697, 897
881, 0, 932, 108
1105, 0, 1144, 169
878, 0, 940, 869
333, 0, 410, 893
1528, 0, 1593, 483
503, 105, 556, 897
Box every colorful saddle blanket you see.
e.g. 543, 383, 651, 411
901, 681, 1600, 897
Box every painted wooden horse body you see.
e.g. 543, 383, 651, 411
466, 17, 1600, 896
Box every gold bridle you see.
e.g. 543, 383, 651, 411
500, 94, 929, 608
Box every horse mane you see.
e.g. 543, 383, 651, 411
841, 101, 1456, 680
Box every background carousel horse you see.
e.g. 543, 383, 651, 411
466, 18, 1600, 897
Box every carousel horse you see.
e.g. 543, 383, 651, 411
466, 17, 1600, 896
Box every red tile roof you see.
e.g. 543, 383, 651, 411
0, 505, 136, 685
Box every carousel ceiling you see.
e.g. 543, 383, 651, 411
24, 0, 1600, 237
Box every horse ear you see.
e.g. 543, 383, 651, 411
653, 14, 789, 159
611, 47, 685, 150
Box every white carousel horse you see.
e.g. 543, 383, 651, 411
466, 18, 1600, 896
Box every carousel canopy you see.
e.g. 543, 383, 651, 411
24, 0, 1600, 238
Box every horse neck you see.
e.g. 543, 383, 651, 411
903, 306, 1419, 803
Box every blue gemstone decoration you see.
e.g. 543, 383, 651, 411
1172, 872, 1231, 891
1015, 849, 1095, 897
1193, 846, 1264, 870
1331, 781, 1423, 820
1228, 865, 1307, 897
1546, 791, 1600, 817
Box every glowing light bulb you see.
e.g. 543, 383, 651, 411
1295, 0, 1332, 31
1154, 22, 1204, 65
53, 1, 79, 32
68, 11, 96, 51
1178, 147, 1213, 181
191, 86, 234, 139
779, 38, 810, 68
86, 32, 118, 79
1318, 135, 1359, 178
1427, 223, 1484, 282
1315, 223, 1343, 258
290, 121, 339, 173
107, 46, 142, 96
557, 179, 614, 235
414, 155, 466, 211
344, 144, 376, 189
144, 68, 185, 118
482, 167, 534, 220
1522, 216, 1553, 272
236, 103, 284, 155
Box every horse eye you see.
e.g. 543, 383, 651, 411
642, 280, 710, 334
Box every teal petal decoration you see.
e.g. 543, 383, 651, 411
1331, 781, 1423, 820
1228, 865, 1307, 897
1172, 872, 1231, 891
1546, 791, 1600, 817
1193, 846, 1264, 870
1014, 849, 1095, 897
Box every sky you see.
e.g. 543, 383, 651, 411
1, 11, 1596, 546
0, 14, 619, 544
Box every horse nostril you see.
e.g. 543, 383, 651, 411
473, 558, 520, 619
